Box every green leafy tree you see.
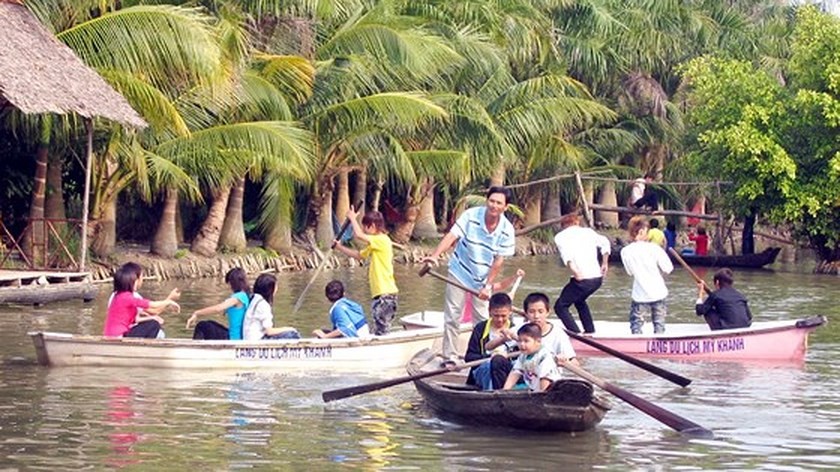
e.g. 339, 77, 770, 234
682, 6, 840, 265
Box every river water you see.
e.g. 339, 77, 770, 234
1, 256, 838, 470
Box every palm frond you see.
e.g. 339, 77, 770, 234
252, 53, 316, 105
58, 5, 222, 91
155, 121, 315, 182
98, 69, 190, 139
407, 150, 471, 187
310, 92, 448, 146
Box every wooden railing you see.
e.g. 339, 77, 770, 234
0, 218, 85, 271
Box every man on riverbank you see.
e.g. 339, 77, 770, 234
423, 186, 516, 365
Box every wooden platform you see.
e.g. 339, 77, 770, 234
0, 270, 91, 287
0, 270, 97, 305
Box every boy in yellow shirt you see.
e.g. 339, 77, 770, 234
334, 206, 399, 335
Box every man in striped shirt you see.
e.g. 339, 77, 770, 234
423, 186, 516, 365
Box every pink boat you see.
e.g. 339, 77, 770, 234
571, 316, 826, 362
399, 313, 827, 362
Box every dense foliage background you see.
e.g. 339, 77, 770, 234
1, 0, 838, 268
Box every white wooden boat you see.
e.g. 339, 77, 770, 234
401, 312, 827, 362
29, 311, 470, 370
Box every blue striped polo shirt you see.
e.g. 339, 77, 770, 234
448, 206, 516, 290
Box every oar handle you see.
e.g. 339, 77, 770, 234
322, 351, 515, 403
668, 247, 712, 295
508, 275, 523, 301
331, 200, 364, 249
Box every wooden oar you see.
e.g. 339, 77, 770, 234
560, 361, 713, 437
417, 265, 692, 388
292, 201, 362, 314
668, 247, 712, 295
322, 353, 510, 403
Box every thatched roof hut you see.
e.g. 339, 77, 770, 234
0, 0, 147, 271
0, 0, 146, 128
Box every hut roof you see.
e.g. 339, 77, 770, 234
0, 0, 147, 128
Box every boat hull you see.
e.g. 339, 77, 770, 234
402, 313, 826, 362
674, 247, 781, 269
407, 349, 609, 432
572, 316, 826, 361
29, 313, 469, 370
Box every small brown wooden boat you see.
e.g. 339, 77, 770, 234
674, 247, 781, 269
407, 349, 611, 432
609, 246, 781, 269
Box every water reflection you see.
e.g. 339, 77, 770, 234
0, 256, 838, 469
106, 386, 141, 468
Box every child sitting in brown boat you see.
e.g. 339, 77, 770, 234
464, 292, 519, 390
503, 322, 561, 392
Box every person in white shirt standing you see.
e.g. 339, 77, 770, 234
553, 213, 611, 334
620, 215, 674, 334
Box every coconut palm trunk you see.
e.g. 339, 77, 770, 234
190, 186, 232, 256
45, 153, 66, 232
542, 185, 561, 222
151, 187, 179, 257
264, 213, 293, 253
90, 197, 117, 257
353, 169, 367, 212
314, 180, 335, 248
219, 178, 247, 252
523, 196, 541, 226
23, 138, 48, 266
596, 181, 619, 228
371, 178, 384, 212
335, 168, 350, 222
412, 178, 438, 239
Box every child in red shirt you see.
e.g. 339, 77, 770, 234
688, 226, 709, 256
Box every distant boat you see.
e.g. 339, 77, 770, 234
406, 348, 610, 432
609, 247, 782, 269
671, 247, 782, 269
401, 313, 827, 362
29, 312, 469, 370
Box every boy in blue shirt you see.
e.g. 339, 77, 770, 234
313, 280, 371, 338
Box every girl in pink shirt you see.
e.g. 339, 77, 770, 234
103, 265, 180, 338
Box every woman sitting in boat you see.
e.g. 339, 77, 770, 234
695, 268, 753, 330
503, 323, 561, 392
312, 280, 370, 338
464, 292, 519, 391
186, 268, 250, 340
522, 292, 578, 366
103, 265, 180, 339
242, 274, 300, 340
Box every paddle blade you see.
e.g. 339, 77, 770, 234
600, 381, 713, 438
561, 362, 712, 438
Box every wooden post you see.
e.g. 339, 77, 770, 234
79, 119, 93, 271
574, 172, 593, 227
714, 181, 725, 254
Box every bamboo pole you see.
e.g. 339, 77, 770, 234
515, 216, 563, 236
574, 172, 593, 227
580, 175, 731, 187
587, 204, 718, 220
